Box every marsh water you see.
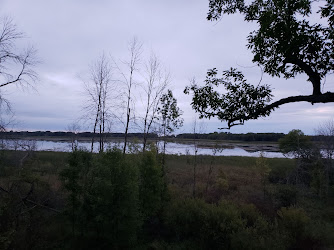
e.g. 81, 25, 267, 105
2, 139, 287, 158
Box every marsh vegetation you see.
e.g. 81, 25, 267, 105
0, 144, 333, 249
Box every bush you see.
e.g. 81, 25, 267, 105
273, 185, 298, 208
60, 148, 141, 248
164, 198, 287, 249
138, 149, 163, 220
164, 198, 208, 240
268, 163, 294, 184
277, 207, 311, 248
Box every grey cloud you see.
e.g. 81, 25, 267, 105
1, 0, 332, 134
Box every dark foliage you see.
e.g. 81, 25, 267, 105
185, 0, 334, 128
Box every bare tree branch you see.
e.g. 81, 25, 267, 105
81, 53, 119, 152
142, 52, 169, 151
0, 16, 38, 131
112, 37, 143, 154
0, 18, 38, 89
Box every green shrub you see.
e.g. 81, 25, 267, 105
273, 185, 298, 208
138, 149, 163, 220
277, 207, 310, 247
268, 163, 294, 184
231, 221, 286, 250
215, 168, 229, 192
308, 221, 334, 248
60, 148, 141, 248
164, 198, 312, 249
164, 198, 208, 240
201, 200, 245, 249
165, 198, 284, 249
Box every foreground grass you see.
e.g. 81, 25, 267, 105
165, 155, 294, 204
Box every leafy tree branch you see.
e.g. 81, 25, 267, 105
186, 0, 334, 128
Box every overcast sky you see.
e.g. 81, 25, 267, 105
1, 0, 333, 135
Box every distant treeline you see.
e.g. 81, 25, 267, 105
0, 130, 286, 142
1, 130, 329, 142
175, 132, 286, 142
176, 132, 333, 142
0, 131, 158, 139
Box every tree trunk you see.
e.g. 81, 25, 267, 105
123, 87, 131, 155
91, 111, 99, 153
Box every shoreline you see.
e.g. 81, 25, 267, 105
1, 136, 281, 153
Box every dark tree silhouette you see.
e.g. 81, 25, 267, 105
114, 37, 142, 155
0, 17, 38, 131
158, 89, 183, 170
185, 0, 334, 128
82, 53, 115, 153
142, 53, 169, 152
0, 17, 38, 90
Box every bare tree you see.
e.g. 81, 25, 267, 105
114, 37, 142, 154
82, 53, 115, 153
192, 118, 200, 198
0, 105, 14, 132
66, 122, 81, 151
142, 53, 169, 152
205, 144, 223, 196
317, 118, 334, 160
0, 17, 38, 131
316, 118, 334, 197
0, 17, 38, 88
190, 114, 206, 198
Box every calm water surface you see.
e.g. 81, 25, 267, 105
3, 139, 287, 158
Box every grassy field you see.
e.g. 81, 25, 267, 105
0, 150, 303, 214
0, 149, 333, 249
0, 150, 295, 216
164, 154, 295, 211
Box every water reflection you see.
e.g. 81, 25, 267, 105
2, 139, 287, 158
